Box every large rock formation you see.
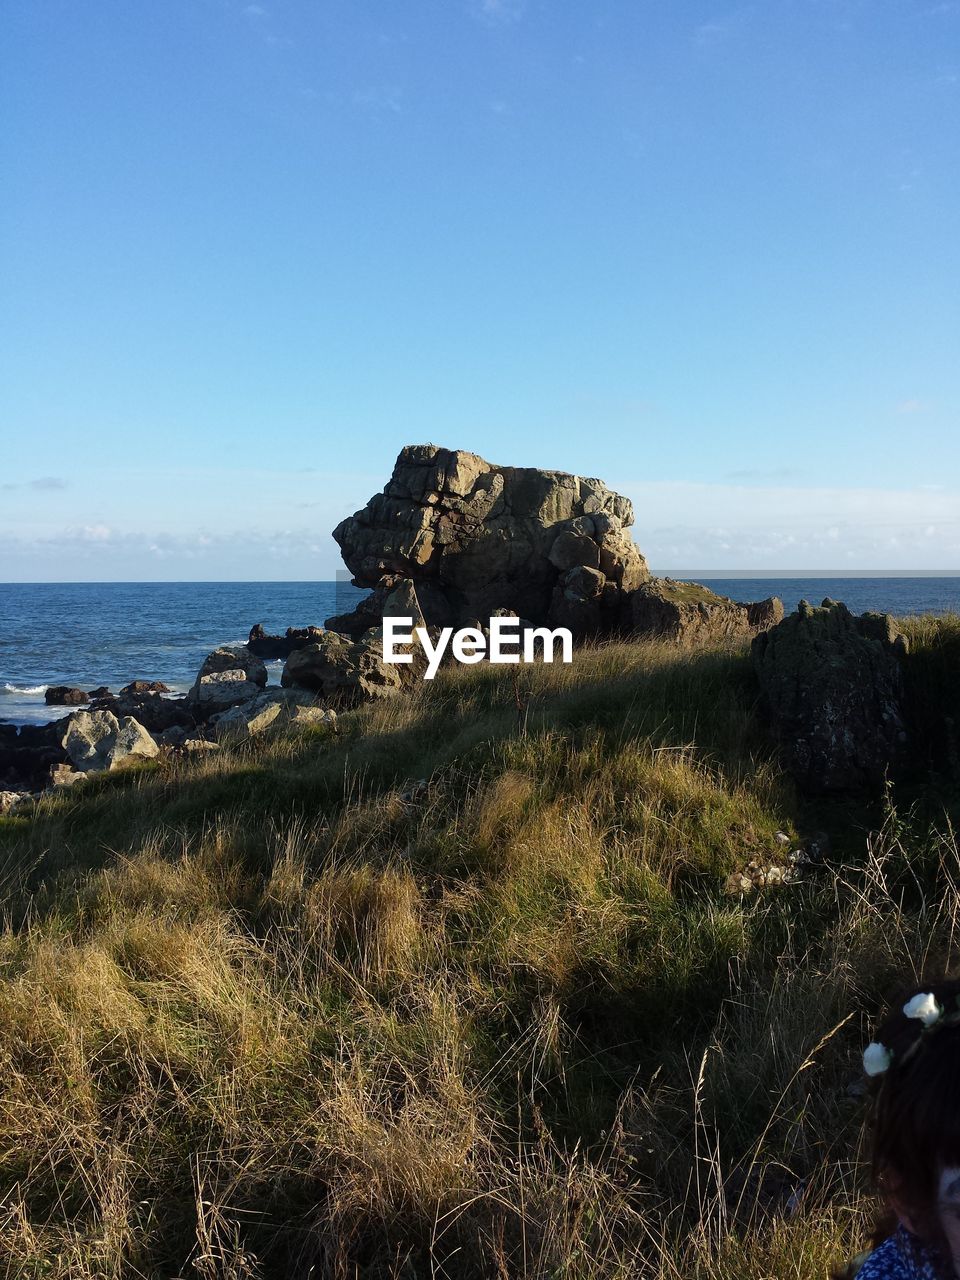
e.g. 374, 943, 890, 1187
328, 444, 650, 638
752, 599, 909, 794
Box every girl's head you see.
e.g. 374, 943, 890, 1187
867, 978, 960, 1259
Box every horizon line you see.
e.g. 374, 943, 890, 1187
2, 569, 960, 587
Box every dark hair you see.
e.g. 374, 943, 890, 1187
841, 977, 960, 1278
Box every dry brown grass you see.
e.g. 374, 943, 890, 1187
0, 630, 957, 1277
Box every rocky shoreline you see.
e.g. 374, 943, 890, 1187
3, 444, 950, 814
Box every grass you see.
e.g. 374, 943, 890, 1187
0, 622, 958, 1278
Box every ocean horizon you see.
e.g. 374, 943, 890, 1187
2, 575, 959, 727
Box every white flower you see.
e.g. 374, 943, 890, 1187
904, 992, 942, 1027
863, 1042, 893, 1076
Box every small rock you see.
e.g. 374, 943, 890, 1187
399, 777, 429, 803
0, 790, 28, 814
179, 737, 220, 754
774, 831, 791, 846
45, 686, 89, 707
119, 680, 171, 695
213, 700, 284, 742
48, 763, 84, 789
288, 705, 337, 729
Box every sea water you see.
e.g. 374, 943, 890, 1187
1, 577, 958, 726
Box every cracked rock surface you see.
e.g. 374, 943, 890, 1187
327, 443, 650, 637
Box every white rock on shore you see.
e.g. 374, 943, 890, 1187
62, 710, 160, 773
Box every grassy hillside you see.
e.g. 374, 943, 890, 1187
1, 622, 958, 1279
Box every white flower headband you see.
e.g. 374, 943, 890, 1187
863, 992, 960, 1077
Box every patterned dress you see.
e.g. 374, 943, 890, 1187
854, 1226, 950, 1279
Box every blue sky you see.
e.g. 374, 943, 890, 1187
1, 0, 958, 580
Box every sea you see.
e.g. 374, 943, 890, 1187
1, 577, 958, 727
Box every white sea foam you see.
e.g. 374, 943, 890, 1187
1, 683, 48, 696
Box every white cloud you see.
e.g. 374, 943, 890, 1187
1, 476, 69, 493
623, 480, 960, 570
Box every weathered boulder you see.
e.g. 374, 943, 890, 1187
45, 685, 88, 706
119, 680, 170, 695
752, 599, 908, 794
211, 689, 337, 742
247, 624, 326, 659
0, 790, 28, 814
629, 579, 784, 646
329, 444, 650, 638
288, 705, 338, 729
188, 670, 261, 714
48, 763, 84, 789
282, 633, 410, 707
62, 710, 160, 774
195, 645, 268, 689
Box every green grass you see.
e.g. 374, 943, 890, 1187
0, 623, 958, 1278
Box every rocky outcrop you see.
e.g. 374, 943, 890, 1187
118, 680, 170, 695
329, 444, 650, 638
752, 599, 908, 794
187, 645, 268, 713
629, 580, 784, 646
44, 686, 89, 706
62, 710, 160, 774
282, 632, 416, 707
189, 670, 262, 713
195, 645, 268, 689
211, 689, 337, 742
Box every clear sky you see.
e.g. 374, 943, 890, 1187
2, 0, 958, 581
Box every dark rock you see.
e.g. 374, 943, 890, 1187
44, 685, 89, 706
328, 444, 649, 638
629, 579, 784, 645
118, 680, 170, 695
247, 623, 326, 659
89, 692, 194, 735
752, 599, 908, 794
0, 719, 69, 791
87, 686, 111, 700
